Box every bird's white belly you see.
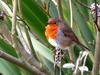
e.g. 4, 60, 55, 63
48, 37, 57, 47
48, 37, 69, 49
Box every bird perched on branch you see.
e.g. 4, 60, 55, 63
45, 18, 89, 75
45, 18, 89, 50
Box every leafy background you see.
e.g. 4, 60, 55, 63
0, 0, 99, 75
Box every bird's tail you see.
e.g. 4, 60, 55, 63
77, 41, 90, 51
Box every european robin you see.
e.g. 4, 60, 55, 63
45, 18, 89, 75
45, 18, 89, 50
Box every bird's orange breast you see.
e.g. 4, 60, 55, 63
45, 24, 58, 40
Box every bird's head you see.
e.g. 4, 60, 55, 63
45, 18, 72, 48
47, 18, 62, 24
45, 18, 58, 39
48, 18, 57, 24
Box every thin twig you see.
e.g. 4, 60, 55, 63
0, 50, 45, 75
11, 0, 17, 48
56, 0, 63, 19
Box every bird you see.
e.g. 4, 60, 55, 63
45, 18, 89, 50
45, 18, 89, 75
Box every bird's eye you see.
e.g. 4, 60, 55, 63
54, 22, 57, 24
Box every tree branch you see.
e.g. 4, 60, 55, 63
92, 2, 100, 75
92, 20, 100, 75
11, 0, 17, 48
0, 50, 45, 75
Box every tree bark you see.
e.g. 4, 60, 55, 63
0, 50, 45, 75
92, 14, 100, 75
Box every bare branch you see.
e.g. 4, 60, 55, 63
11, 0, 17, 48
56, 0, 64, 19
92, 1, 100, 75
0, 50, 46, 75
92, 16, 100, 75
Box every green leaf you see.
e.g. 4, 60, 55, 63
0, 38, 17, 57
48, 1, 58, 18
0, 59, 21, 75
72, 1, 94, 48
30, 33, 53, 63
21, 0, 48, 43
30, 33, 54, 74
20, 69, 33, 75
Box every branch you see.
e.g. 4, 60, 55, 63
92, 21, 100, 75
92, 2, 100, 75
56, 0, 64, 19
11, 0, 17, 48
0, 50, 45, 75
0, 0, 42, 72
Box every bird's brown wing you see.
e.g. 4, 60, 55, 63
60, 24, 89, 50
60, 24, 79, 43
56, 19, 89, 50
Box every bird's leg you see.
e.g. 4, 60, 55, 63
54, 47, 62, 75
